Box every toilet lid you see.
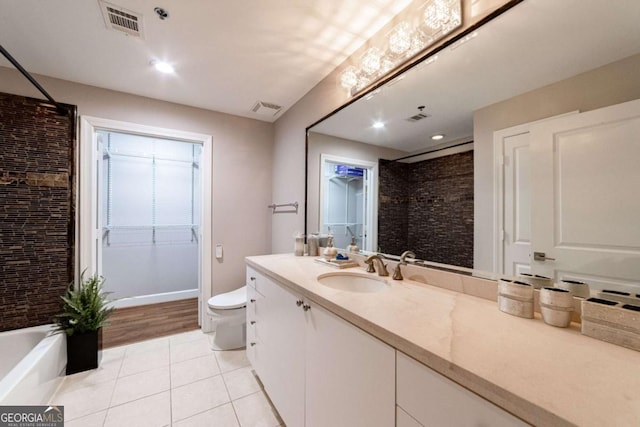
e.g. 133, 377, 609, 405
208, 286, 247, 310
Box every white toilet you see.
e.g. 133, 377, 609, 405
207, 286, 247, 350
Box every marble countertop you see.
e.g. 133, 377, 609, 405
246, 254, 640, 427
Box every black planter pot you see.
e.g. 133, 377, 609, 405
65, 328, 102, 375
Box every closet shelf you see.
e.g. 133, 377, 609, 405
103, 149, 199, 166
103, 224, 198, 230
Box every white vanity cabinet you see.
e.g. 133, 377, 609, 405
396, 352, 527, 426
246, 267, 395, 427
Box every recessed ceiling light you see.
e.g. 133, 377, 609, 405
431, 134, 445, 140
373, 121, 385, 129
150, 60, 174, 74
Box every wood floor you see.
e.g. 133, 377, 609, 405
102, 298, 200, 348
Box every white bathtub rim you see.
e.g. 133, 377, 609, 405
0, 324, 65, 404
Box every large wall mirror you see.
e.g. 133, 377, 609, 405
306, 0, 640, 293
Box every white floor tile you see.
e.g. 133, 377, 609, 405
223, 367, 262, 400
232, 391, 281, 427
104, 391, 171, 427
63, 410, 106, 427
171, 375, 230, 422
57, 357, 122, 393
101, 346, 127, 364
172, 403, 239, 427
53, 379, 115, 421
119, 346, 170, 377
169, 329, 208, 346
111, 366, 170, 407
171, 354, 220, 388
124, 336, 170, 357
214, 348, 250, 373
170, 337, 212, 364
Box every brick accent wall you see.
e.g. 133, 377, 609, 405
378, 151, 474, 268
0, 93, 76, 332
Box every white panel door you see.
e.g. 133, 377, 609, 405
503, 133, 532, 276
530, 99, 640, 292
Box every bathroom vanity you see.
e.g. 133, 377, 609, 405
246, 254, 640, 427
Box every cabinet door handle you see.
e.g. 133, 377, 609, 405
250, 342, 256, 346
302, 304, 311, 311
250, 321, 256, 325
250, 277, 256, 281
296, 299, 303, 306
250, 299, 256, 303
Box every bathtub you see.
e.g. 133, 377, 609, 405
0, 325, 66, 405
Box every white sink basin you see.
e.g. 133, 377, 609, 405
317, 272, 389, 293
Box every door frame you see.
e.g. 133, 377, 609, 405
79, 116, 212, 325
319, 153, 378, 252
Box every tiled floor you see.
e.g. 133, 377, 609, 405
50, 330, 283, 427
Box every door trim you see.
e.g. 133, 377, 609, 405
79, 116, 212, 326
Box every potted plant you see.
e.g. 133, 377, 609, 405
54, 274, 114, 375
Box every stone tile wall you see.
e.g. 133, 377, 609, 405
0, 93, 76, 331
378, 151, 474, 268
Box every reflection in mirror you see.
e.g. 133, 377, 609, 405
378, 149, 473, 267
306, 0, 640, 292
319, 154, 377, 252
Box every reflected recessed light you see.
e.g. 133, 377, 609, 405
373, 121, 385, 129
150, 60, 174, 74
431, 134, 445, 140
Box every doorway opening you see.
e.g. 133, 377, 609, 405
319, 154, 377, 252
98, 130, 201, 306
80, 117, 212, 326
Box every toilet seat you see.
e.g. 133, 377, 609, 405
208, 286, 246, 310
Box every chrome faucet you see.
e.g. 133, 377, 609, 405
393, 251, 416, 280
364, 254, 389, 276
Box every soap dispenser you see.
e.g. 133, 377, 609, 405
323, 236, 338, 260
347, 236, 360, 253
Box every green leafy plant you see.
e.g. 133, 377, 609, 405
54, 274, 114, 336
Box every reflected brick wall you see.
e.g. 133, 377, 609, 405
0, 93, 76, 332
378, 151, 474, 268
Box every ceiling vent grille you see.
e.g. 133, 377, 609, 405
251, 101, 283, 117
99, 1, 144, 38
405, 113, 431, 122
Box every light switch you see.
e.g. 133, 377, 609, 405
215, 244, 223, 259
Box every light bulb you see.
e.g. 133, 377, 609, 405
389, 22, 412, 55
340, 66, 358, 90
361, 48, 382, 76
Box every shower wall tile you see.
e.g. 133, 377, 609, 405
0, 93, 76, 332
378, 151, 474, 268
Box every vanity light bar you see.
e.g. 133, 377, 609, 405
339, 0, 461, 96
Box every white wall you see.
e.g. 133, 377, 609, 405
473, 53, 640, 271
0, 66, 273, 303
271, 73, 349, 253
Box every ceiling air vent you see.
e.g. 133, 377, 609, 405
405, 113, 431, 123
99, 1, 144, 38
251, 101, 283, 117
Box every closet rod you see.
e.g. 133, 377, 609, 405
0, 44, 68, 114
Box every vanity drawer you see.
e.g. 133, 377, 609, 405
396, 352, 526, 426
